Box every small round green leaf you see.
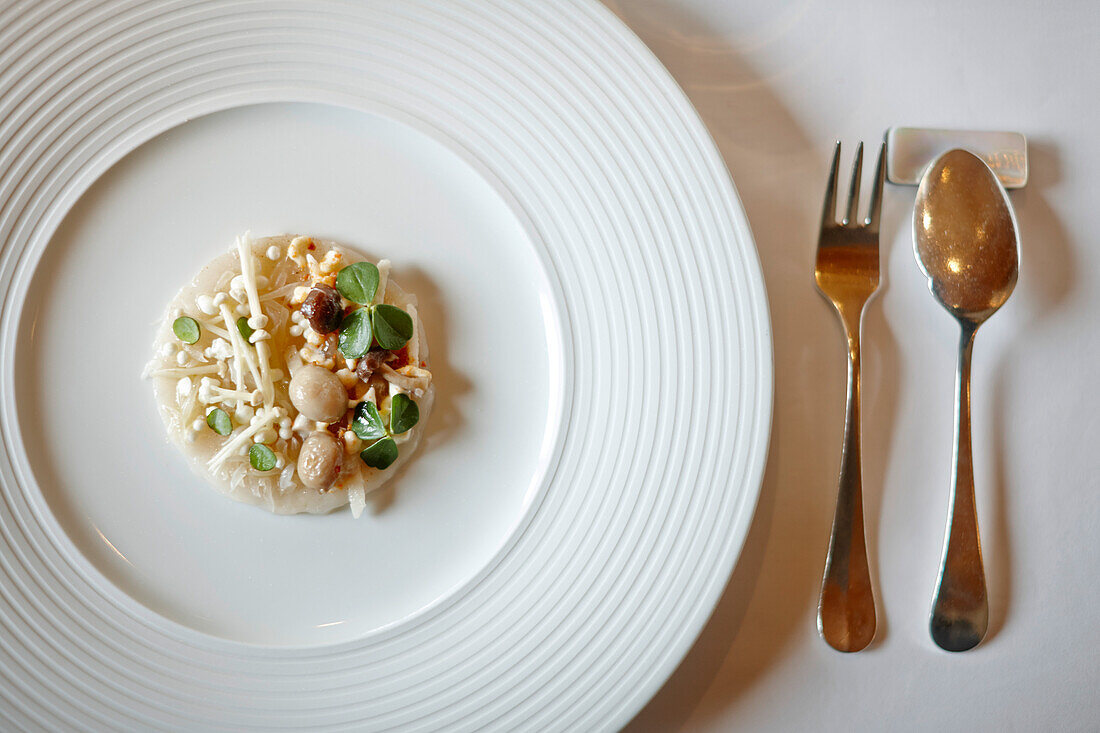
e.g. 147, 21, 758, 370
173, 316, 201, 344
335, 262, 380, 305
371, 304, 414, 350
338, 308, 373, 358
248, 443, 277, 472
236, 316, 254, 340
206, 408, 232, 436
351, 401, 387, 441
389, 393, 419, 435
360, 438, 398, 470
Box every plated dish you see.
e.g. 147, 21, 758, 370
145, 234, 433, 515
0, 1, 771, 730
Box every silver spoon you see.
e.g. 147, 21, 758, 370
913, 148, 1019, 652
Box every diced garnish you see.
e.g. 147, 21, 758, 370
173, 316, 201, 344
236, 316, 255, 340
351, 401, 387, 441
335, 261, 380, 305
360, 437, 398, 470
206, 408, 232, 436
371, 304, 413, 350
338, 308, 373, 357
249, 443, 277, 471
389, 393, 419, 435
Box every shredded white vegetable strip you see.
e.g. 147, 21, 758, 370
211, 387, 257, 403
218, 303, 252, 391
202, 323, 232, 341
347, 474, 366, 519
208, 412, 271, 472
406, 303, 420, 365
236, 233, 275, 409
375, 259, 390, 305
149, 365, 221, 378
178, 380, 199, 427
261, 283, 301, 302
380, 364, 431, 394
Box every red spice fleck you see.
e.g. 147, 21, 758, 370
386, 345, 409, 370
328, 463, 347, 492
307, 242, 316, 251
420, 361, 426, 368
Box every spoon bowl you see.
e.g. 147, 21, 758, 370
915, 149, 1019, 322
913, 148, 1019, 652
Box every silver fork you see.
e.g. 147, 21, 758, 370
814, 141, 885, 652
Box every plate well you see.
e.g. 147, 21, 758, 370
15, 103, 563, 645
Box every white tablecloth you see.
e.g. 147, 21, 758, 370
609, 1, 1097, 730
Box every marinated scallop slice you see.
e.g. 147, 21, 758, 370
145, 233, 435, 516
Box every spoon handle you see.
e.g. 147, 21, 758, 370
818, 325, 876, 652
930, 322, 989, 651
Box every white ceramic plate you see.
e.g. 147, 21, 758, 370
0, 1, 771, 730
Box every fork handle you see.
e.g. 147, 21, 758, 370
818, 324, 876, 652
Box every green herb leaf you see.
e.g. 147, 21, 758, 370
173, 316, 201, 344
338, 308, 373, 358
360, 438, 398, 470
371, 304, 414, 350
206, 408, 232, 436
248, 443, 277, 471
335, 262, 380, 305
389, 393, 419, 435
236, 316, 254, 340
351, 401, 387, 441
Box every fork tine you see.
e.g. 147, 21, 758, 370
843, 142, 863, 226
865, 141, 886, 232
820, 141, 841, 229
